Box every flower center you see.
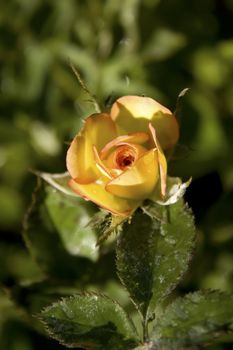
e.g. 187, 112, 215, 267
116, 146, 136, 169
104, 142, 148, 175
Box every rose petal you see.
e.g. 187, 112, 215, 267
93, 146, 113, 179
68, 179, 140, 217
149, 123, 167, 198
105, 143, 147, 172
106, 149, 159, 200
111, 95, 179, 150
100, 132, 149, 160
66, 113, 117, 184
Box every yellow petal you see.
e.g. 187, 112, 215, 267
106, 149, 159, 200
93, 146, 113, 179
100, 132, 149, 160
105, 143, 147, 172
84, 113, 117, 151
149, 123, 167, 197
69, 179, 140, 217
111, 95, 179, 150
66, 113, 117, 184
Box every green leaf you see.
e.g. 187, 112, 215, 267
8, 278, 85, 316
44, 183, 98, 261
23, 179, 96, 279
152, 290, 233, 349
116, 210, 158, 318
116, 201, 196, 319
40, 293, 139, 349
148, 201, 196, 314
34, 171, 122, 249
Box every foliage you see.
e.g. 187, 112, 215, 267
152, 291, 233, 349
116, 201, 196, 319
40, 293, 138, 349
32, 191, 232, 349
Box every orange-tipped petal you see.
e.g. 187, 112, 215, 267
100, 132, 149, 160
69, 179, 139, 217
111, 95, 179, 150
66, 113, 117, 184
104, 143, 147, 173
84, 113, 117, 151
149, 123, 167, 197
106, 149, 159, 200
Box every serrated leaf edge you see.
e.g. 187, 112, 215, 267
37, 291, 139, 348
152, 289, 233, 349
150, 203, 196, 307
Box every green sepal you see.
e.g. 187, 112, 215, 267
150, 176, 191, 206
32, 171, 77, 197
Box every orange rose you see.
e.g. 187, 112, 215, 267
66, 96, 179, 217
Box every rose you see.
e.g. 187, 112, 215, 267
66, 95, 179, 217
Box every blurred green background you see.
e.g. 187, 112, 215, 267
0, 0, 233, 349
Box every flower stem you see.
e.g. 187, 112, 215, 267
69, 61, 101, 113
142, 317, 149, 342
